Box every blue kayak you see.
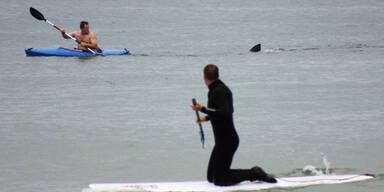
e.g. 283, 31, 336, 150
25, 47, 130, 57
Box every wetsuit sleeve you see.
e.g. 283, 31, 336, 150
200, 88, 230, 120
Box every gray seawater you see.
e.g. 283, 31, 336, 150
1, 0, 383, 192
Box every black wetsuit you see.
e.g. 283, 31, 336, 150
201, 80, 256, 186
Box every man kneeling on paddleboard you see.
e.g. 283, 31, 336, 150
191, 64, 277, 186
59, 21, 99, 52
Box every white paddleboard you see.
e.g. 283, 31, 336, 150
87, 174, 374, 192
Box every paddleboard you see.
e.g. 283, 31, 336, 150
87, 174, 374, 192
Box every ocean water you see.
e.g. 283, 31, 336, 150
0, 0, 383, 192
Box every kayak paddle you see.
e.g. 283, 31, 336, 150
192, 98, 205, 149
29, 7, 97, 55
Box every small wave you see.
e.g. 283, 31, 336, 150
264, 48, 286, 53
263, 47, 320, 53
262, 43, 383, 53
130, 53, 149, 57
302, 47, 320, 51
327, 43, 369, 49
345, 43, 368, 49
303, 165, 325, 175
281, 167, 358, 177
130, 52, 201, 57
329, 43, 384, 49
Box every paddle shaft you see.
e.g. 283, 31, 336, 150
45, 20, 80, 42
192, 98, 205, 148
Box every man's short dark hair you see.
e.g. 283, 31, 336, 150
80, 21, 89, 29
204, 64, 219, 81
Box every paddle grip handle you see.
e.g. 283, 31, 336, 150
192, 98, 198, 107
192, 98, 201, 118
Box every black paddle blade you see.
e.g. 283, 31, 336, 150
30, 7, 45, 21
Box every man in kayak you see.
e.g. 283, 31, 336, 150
191, 64, 277, 186
59, 21, 99, 51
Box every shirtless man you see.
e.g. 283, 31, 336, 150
60, 21, 98, 51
